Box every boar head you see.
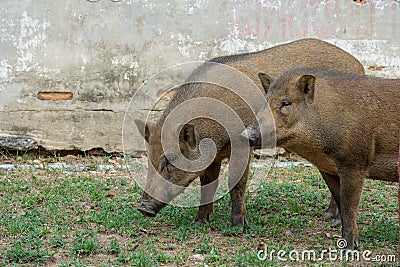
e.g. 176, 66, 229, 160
134, 119, 203, 217
243, 71, 316, 149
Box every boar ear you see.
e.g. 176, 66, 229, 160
258, 73, 274, 94
134, 119, 153, 142
179, 123, 197, 149
296, 75, 315, 104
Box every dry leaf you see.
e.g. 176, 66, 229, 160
257, 242, 266, 251
36, 198, 45, 204
107, 191, 117, 197
325, 232, 332, 238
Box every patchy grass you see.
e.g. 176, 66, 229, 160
0, 159, 398, 266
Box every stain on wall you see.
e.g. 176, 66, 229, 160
233, 0, 399, 41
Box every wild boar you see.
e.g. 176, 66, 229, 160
135, 38, 365, 230
244, 67, 399, 249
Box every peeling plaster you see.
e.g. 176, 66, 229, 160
15, 11, 50, 72
185, 0, 210, 15
0, 59, 11, 79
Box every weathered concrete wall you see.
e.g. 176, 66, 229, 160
0, 0, 399, 153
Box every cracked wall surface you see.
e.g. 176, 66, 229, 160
0, 0, 399, 154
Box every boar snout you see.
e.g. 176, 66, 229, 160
137, 193, 166, 217
242, 123, 276, 148
241, 124, 261, 147
242, 111, 276, 149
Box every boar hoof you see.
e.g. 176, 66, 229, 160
193, 215, 210, 226
231, 215, 248, 232
342, 243, 358, 254
330, 218, 341, 228
137, 205, 157, 217
322, 210, 335, 220
193, 221, 204, 227
322, 208, 341, 227
193, 215, 212, 226
339, 238, 358, 252
194, 205, 214, 226
323, 210, 341, 228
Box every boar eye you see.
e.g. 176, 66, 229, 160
280, 100, 291, 108
165, 154, 177, 165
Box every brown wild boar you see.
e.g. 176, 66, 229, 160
135, 38, 365, 230
243, 67, 399, 249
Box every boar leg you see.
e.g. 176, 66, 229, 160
229, 158, 250, 231
339, 169, 365, 250
320, 171, 342, 226
322, 195, 341, 227
194, 160, 221, 226
320, 171, 341, 206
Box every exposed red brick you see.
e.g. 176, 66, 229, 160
368, 66, 383, 71
37, 92, 73, 101
157, 89, 176, 100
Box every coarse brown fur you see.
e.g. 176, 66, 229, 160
249, 67, 399, 248
135, 38, 365, 230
